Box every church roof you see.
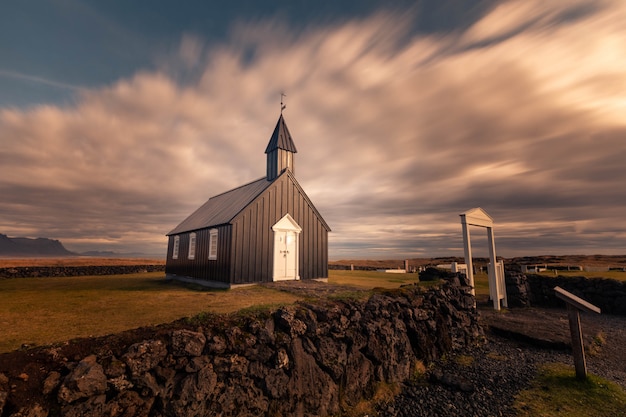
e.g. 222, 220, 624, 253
265, 114, 297, 154
167, 177, 275, 235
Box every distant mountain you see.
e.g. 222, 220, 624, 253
0, 234, 77, 257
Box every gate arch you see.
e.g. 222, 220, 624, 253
460, 208, 508, 310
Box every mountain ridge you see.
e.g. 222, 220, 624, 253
0, 234, 76, 257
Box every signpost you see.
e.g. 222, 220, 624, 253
554, 286, 601, 379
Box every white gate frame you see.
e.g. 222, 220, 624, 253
460, 208, 508, 310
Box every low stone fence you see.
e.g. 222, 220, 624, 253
0, 283, 482, 417
504, 272, 626, 316
0, 265, 165, 279
329, 264, 379, 271
525, 274, 626, 315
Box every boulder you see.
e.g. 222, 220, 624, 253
171, 330, 206, 357
104, 391, 153, 417
0, 391, 7, 416
57, 355, 107, 404
122, 340, 167, 377
7, 403, 47, 417
505, 271, 531, 307
42, 371, 61, 395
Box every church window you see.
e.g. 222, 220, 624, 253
188, 232, 196, 259
209, 229, 218, 260
172, 235, 180, 259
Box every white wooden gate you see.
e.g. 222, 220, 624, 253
460, 208, 508, 310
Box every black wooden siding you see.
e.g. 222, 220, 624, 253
165, 170, 329, 285
229, 173, 328, 284
165, 224, 232, 284
266, 149, 294, 181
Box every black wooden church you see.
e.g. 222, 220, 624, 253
165, 114, 331, 287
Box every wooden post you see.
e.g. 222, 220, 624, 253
554, 286, 601, 380
566, 304, 587, 379
461, 220, 474, 295
486, 226, 500, 310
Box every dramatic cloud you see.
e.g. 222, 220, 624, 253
1, 0, 625, 258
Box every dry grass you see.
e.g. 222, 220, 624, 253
328, 269, 423, 289
0, 272, 300, 353
537, 270, 626, 282
454, 354, 475, 367
0, 257, 165, 268
0, 266, 445, 354
343, 382, 401, 417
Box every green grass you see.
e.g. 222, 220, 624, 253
472, 271, 490, 296
536, 270, 626, 281
328, 269, 423, 289
514, 363, 626, 417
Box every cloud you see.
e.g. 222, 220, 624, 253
1, 0, 625, 257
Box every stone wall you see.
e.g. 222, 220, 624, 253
0, 283, 482, 417
0, 265, 165, 279
502, 270, 626, 315
504, 272, 532, 308
525, 274, 626, 315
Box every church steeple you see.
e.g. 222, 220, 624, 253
265, 114, 297, 181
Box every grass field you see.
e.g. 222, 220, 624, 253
0, 266, 615, 353
329, 269, 423, 288
537, 270, 626, 281
0, 272, 300, 353
0, 257, 165, 268
0, 269, 447, 353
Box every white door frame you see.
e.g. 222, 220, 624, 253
460, 208, 508, 310
272, 214, 302, 281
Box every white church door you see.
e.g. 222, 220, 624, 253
272, 214, 301, 281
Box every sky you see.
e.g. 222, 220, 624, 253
1, 0, 625, 259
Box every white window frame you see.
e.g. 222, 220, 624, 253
208, 229, 218, 260
188, 232, 196, 260
172, 235, 180, 259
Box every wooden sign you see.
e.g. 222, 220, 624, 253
554, 286, 601, 379
555, 286, 601, 314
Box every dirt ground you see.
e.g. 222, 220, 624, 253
479, 301, 626, 389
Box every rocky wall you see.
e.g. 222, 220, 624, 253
0, 265, 165, 279
0, 283, 482, 417
525, 274, 626, 315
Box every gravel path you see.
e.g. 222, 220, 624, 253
377, 335, 572, 417
264, 280, 626, 416
378, 310, 626, 417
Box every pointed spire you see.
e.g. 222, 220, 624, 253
265, 114, 297, 181
265, 114, 297, 154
